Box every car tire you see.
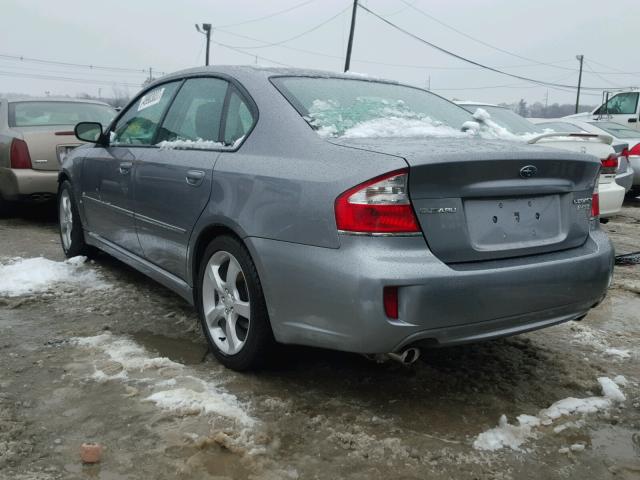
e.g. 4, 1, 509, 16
197, 235, 274, 371
58, 180, 96, 259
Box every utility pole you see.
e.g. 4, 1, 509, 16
575, 54, 584, 114
148, 67, 153, 83
195, 23, 213, 66
344, 0, 358, 72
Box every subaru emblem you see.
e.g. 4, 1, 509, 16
519, 165, 537, 178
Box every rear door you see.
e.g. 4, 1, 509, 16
82, 82, 180, 255
593, 92, 640, 130
133, 77, 229, 279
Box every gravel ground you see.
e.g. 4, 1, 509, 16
0, 199, 638, 480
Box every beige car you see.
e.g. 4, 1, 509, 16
0, 98, 116, 214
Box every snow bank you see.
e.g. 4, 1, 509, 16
0, 256, 108, 297
73, 332, 254, 427
473, 377, 627, 451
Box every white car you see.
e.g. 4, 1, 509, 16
531, 118, 638, 196
457, 102, 626, 218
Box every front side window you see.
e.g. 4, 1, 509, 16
9, 101, 115, 127
272, 76, 471, 138
223, 89, 255, 146
595, 92, 639, 115
156, 77, 229, 145
111, 82, 180, 146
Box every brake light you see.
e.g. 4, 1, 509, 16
591, 184, 600, 218
335, 169, 420, 234
383, 286, 399, 319
10, 138, 32, 169
628, 143, 640, 156
600, 154, 618, 174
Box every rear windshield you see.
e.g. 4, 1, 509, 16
588, 121, 640, 139
461, 105, 544, 135
271, 76, 472, 138
536, 122, 584, 133
8, 101, 116, 127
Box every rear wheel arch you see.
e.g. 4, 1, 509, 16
191, 224, 246, 291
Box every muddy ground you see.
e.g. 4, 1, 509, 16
0, 199, 639, 480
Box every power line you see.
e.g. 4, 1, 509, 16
212, 41, 294, 67
584, 61, 624, 88
0, 53, 166, 76
395, 0, 578, 71
214, 5, 350, 49
0, 70, 142, 88
357, 4, 621, 92
214, 28, 584, 72
213, 0, 318, 28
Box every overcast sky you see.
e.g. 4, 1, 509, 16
2, 0, 639, 106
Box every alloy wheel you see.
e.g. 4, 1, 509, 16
202, 250, 251, 355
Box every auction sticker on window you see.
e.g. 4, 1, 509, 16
138, 88, 164, 111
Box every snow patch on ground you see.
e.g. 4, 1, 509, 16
73, 332, 255, 427
473, 377, 627, 451
0, 256, 108, 297
569, 324, 634, 361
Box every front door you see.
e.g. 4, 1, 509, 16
133, 77, 229, 279
82, 81, 180, 255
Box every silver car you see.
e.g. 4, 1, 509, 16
59, 66, 614, 371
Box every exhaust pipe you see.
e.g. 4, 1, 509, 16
364, 347, 421, 365
388, 347, 421, 365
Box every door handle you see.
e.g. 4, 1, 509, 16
628, 118, 638, 123
186, 170, 205, 186
119, 161, 133, 174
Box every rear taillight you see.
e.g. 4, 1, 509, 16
591, 184, 600, 219
335, 169, 420, 234
600, 154, 618, 174
10, 138, 32, 169
628, 143, 640, 156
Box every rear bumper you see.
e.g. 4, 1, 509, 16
630, 155, 640, 186
0, 167, 58, 201
616, 165, 634, 192
599, 180, 625, 217
248, 229, 614, 354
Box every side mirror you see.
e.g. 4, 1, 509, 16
75, 122, 103, 143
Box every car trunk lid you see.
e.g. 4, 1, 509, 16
15, 126, 82, 171
331, 136, 600, 263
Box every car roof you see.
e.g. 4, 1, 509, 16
6, 97, 113, 107
148, 65, 402, 88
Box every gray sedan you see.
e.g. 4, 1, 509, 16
59, 66, 613, 371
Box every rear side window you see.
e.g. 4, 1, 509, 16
156, 77, 229, 144
8, 101, 115, 127
223, 89, 255, 146
595, 92, 639, 115
111, 82, 180, 146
